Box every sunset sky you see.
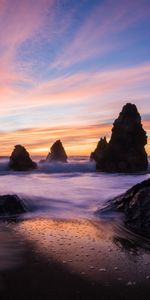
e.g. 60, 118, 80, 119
0, 0, 150, 156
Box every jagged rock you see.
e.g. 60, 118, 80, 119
9, 145, 37, 171
92, 103, 148, 173
98, 178, 150, 236
46, 140, 68, 163
0, 195, 26, 216
90, 137, 108, 161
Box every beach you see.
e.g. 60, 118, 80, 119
0, 157, 150, 299
0, 217, 150, 299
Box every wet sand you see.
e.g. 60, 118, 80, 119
0, 218, 150, 299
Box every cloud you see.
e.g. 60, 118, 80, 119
0, 0, 149, 114
51, 0, 150, 69
22, 62, 150, 108
0, 120, 149, 156
0, 0, 54, 47
0, 0, 55, 102
0, 0, 149, 157
0, 61, 150, 129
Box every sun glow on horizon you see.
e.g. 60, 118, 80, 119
0, 120, 149, 157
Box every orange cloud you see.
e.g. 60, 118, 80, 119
0, 120, 149, 157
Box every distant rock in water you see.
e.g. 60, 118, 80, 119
92, 103, 148, 172
0, 195, 26, 216
90, 137, 108, 161
9, 145, 37, 171
46, 140, 68, 163
98, 178, 150, 237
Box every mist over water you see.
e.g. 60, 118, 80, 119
0, 156, 149, 220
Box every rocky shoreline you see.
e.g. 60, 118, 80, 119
98, 178, 150, 237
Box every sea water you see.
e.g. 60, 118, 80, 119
0, 156, 149, 220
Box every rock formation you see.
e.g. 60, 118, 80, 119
9, 145, 37, 171
46, 140, 68, 163
0, 195, 26, 216
90, 137, 108, 161
98, 178, 150, 237
92, 103, 148, 172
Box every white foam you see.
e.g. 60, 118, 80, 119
0, 157, 149, 220
38, 160, 96, 173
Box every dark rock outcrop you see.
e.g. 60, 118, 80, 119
99, 178, 150, 236
46, 140, 67, 163
92, 103, 148, 173
9, 145, 37, 171
0, 195, 26, 216
90, 137, 108, 161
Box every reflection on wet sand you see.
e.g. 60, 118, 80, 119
0, 224, 23, 273
15, 218, 150, 287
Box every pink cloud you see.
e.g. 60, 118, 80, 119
24, 62, 150, 108
0, 0, 55, 104
0, 61, 150, 119
0, 0, 54, 47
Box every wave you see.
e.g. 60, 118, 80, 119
0, 158, 96, 174
0, 159, 10, 172
38, 161, 96, 173
0, 156, 149, 175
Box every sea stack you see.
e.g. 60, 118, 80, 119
90, 137, 108, 161
46, 140, 68, 163
9, 145, 37, 171
92, 103, 148, 172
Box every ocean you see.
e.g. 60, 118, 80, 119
0, 156, 149, 220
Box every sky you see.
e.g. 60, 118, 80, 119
0, 0, 150, 156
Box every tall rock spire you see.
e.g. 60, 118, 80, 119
92, 103, 148, 172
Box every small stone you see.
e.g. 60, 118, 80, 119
81, 272, 86, 275
126, 281, 136, 286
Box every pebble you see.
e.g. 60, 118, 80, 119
126, 281, 136, 286
90, 266, 94, 269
